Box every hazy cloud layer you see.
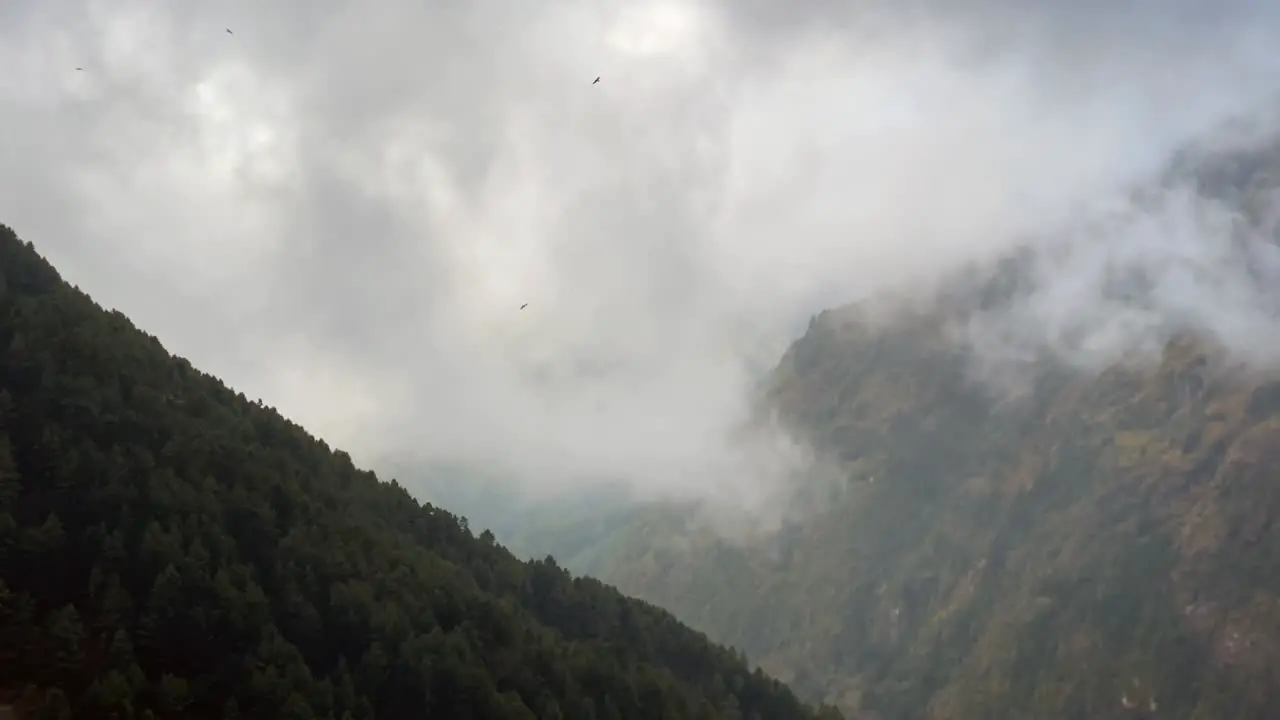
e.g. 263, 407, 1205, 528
4, 0, 1280, 509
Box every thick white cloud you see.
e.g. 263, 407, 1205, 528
4, 0, 1280, 509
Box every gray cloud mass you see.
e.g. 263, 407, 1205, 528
4, 0, 1280, 517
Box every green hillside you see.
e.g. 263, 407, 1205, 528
511, 137, 1280, 718
0, 224, 839, 720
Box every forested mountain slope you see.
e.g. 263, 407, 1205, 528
532, 134, 1280, 718
0, 224, 838, 720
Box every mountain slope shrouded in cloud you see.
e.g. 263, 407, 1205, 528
500, 122, 1280, 719
7, 1, 1280, 714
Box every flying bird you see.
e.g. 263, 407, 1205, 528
75, 67, 83, 71
520, 303, 529, 310
592, 76, 600, 85
226, 28, 233, 35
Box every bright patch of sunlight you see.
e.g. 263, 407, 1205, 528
605, 1, 709, 59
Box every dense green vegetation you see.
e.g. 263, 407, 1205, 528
0, 224, 840, 720
509, 139, 1280, 718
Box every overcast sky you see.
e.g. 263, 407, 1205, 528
3, 0, 1280, 509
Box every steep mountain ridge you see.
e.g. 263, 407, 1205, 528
0, 225, 837, 719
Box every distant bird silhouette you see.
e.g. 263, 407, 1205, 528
75, 67, 83, 71
226, 28, 233, 35
520, 303, 528, 310
592, 76, 600, 85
